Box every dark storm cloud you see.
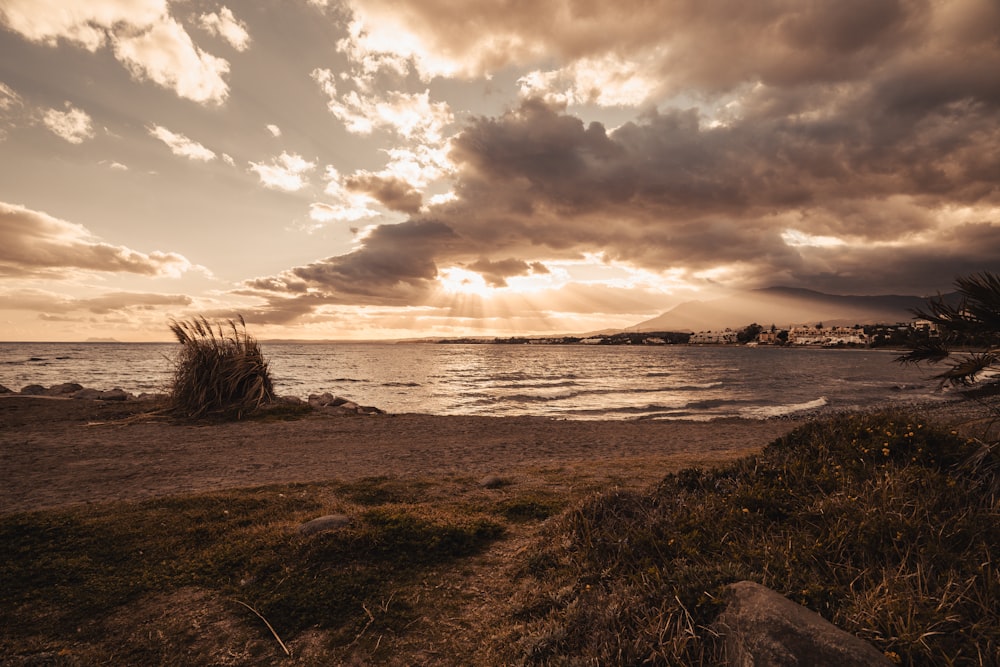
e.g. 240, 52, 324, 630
244, 220, 456, 307
466, 258, 536, 287
344, 172, 423, 214
245, 0, 1000, 311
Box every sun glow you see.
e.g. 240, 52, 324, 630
437, 267, 495, 297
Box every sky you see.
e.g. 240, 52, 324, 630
1, 0, 999, 342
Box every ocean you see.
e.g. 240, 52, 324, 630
0, 342, 951, 421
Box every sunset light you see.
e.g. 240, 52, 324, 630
0, 0, 998, 341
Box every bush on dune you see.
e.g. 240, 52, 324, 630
168, 315, 275, 419
495, 410, 1000, 666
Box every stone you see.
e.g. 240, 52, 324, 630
0, 384, 11, 394
98, 388, 130, 401
308, 392, 347, 408
479, 475, 507, 489
46, 382, 83, 396
19, 384, 46, 395
72, 388, 103, 400
297, 514, 351, 536
713, 581, 892, 667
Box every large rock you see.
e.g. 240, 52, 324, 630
297, 514, 351, 536
713, 581, 893, 667
19, 384, 46, 395
46, 382, 83, 396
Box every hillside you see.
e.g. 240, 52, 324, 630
633, 286, 950, 332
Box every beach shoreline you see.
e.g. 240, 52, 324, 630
0, 394, 987, 515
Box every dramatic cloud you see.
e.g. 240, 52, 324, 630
249, 152, 316, 192
0, 1, 230, 104
148, 124, 216, 161
198, 6, 250, 52
248, 0, 1000, 312
5, 0, 1000, 339
41, 104, 94, 143
0, 202, 193, 278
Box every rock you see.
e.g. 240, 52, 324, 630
46, 382, 83, 396
308, 392, 348, 408
0, 384, 11, 394
19, 384, 46, 395
479, 475, 507, 489
297, 514, 351, 536
72, 388, 103, 400
357, 405, 384, 415
98, 388, 130, 401
713, 581, 893, 667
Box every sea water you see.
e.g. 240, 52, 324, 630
0, 342, 950, 420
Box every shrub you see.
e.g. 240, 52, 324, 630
494, 410, 1000, 665
168, 315, 275, 419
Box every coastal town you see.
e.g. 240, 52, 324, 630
439, 320, 939, 348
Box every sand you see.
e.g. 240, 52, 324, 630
0, 395, 987, 515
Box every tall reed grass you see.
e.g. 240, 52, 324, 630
168, 315, 275, 419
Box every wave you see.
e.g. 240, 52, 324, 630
492, 380, 580, 390
738, 397, 828, 420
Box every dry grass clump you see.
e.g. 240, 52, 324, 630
169, 315, 275, 419
494, 409, 1000, 666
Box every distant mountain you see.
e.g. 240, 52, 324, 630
632, 286, 953, 333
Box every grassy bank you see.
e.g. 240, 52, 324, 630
2, 409, 998, 665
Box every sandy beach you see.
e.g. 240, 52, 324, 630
0, 395, 820, 515
2, 395, 989, 515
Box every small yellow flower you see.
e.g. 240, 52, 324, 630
882, 447, 891, 456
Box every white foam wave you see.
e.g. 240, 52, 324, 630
739, 397, 828, 419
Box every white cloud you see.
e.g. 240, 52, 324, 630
0, 1, 230, 105
0, 0, 167, 51
309, 166, 381, 223
199, 6, 250, 52
221, 153, 235, 166
113, 18, 230, 104
148, 124, 216, 161
249, 152, 316, 191
311, 68, 452, 141
0, 82, 22, 111
0, 82, 24, 140
42, 104, 95, 144
266, 123, 282, 137
519, 53, 660, 107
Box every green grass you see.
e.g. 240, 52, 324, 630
494, 410, 1000, 666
